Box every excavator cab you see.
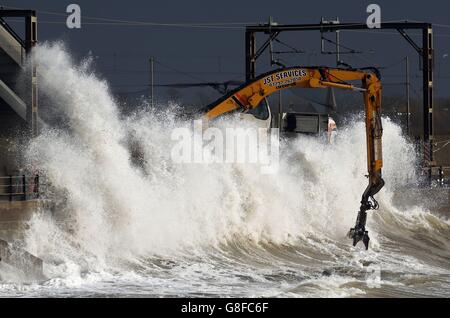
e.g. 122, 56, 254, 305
239, 98, 271, 129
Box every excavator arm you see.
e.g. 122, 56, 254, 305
201, 66, 384, 249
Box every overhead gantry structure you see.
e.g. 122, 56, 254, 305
244, 21, 434, 179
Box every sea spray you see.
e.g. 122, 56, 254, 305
10, 42, 449, 297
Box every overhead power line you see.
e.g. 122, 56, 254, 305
0, 5, 255, 29
152, 59, 208, 82
342, 29, 450, 38
3, 5, 450, 34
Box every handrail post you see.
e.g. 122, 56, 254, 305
34, 174, 39, 199
9, 175, 12, 202
22, 174, 26, 201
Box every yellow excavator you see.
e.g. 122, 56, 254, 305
200, 66, 384, 250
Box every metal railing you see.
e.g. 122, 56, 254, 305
0, 175, 39, 201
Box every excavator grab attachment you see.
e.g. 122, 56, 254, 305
200, 66, 385, 250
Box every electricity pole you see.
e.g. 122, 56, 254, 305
335, 29, 340, 67
149, 57, 154, 108
406, 56, 410, 136
278, 91, 283, 129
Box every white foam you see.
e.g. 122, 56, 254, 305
8, 42, 448, 297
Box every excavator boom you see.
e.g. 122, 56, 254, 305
201, 66, 384, 249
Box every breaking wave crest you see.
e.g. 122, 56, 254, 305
6, 42, 448, 297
